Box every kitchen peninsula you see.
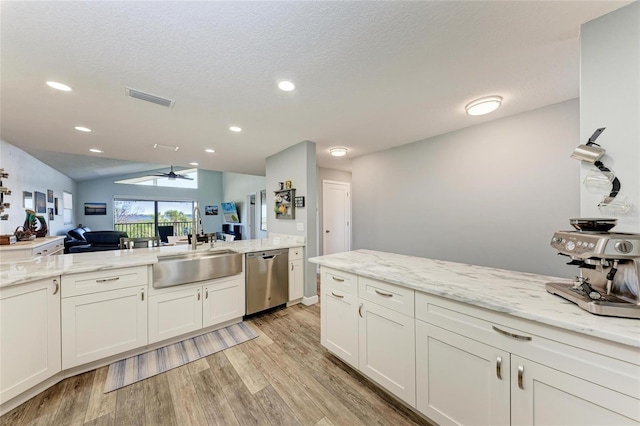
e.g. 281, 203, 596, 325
309, 249, 640, 425
0, 235, 305, 415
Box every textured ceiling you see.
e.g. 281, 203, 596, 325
0, 1, 631, 180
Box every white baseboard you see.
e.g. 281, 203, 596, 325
302, 295, 318, 306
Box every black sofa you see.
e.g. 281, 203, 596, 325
68, 231, 128, 253
64, 226, 92, 253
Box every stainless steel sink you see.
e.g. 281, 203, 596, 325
153, 249, 242, 289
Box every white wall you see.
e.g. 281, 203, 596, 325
76, 169, 224, 233
0, 140, 76, 236
266, 141, 318, 297
222, 172, 267, 239
352, 99, 580, 278
580, 1, 639, 232
317, 167, 352, 255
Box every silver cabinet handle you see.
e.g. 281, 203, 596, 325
330, 292, 344, 299
492, 326, 532, 341
197, 289, 201, 301
358, 303, 363, 318
141, 288, 145, 301
291, 263, 294, 271
205, 289, 209, 299
496, 356, 502, 380
96, 277, 120, 283
517, 365, 524, 390
374, 289, 393, 298
53, 279, 59, 295
331, 276, 345, 282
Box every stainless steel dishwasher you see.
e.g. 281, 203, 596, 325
245, 249, 289, 315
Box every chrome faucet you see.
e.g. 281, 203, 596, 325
192, 205, 202, 250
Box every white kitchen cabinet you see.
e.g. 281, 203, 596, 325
61, 267, 149, 369
415, 291, 640, 426
148, 274, 245, 344
0, 277, 61, 403
511, 355, 639, 425
320, 267, 416, 407
416, 321, 510, 426
359, 300, 415, 406
0, 236, 65, 261
288, 247, 304, 302
148, 286, 202, 344
203, 275, 245, 327
320, 283, 359, 369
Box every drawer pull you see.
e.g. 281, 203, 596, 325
492, 326, 532, 341
496, 356, 502, 380
358, 303, 363, 318
517, 365, 524, 389
331, 292, 344, 299
96, 277, 120, 283
53, 279, 59, 295
141, 288, 145, 301
374, 289, 393, 298
331, 276, 345, 282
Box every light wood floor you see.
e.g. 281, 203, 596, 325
1, 302, 433, 426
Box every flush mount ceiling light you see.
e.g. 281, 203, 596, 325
205, 148, 216, 153
330, 147, 348, 157
465, 96, 503, 116
153, 143, 179, 152
229, 126, 242, 132
278, 81, 295, 92
189, 162, 199, 166
46, 81, 72, 91
89, 148, 103, 153
74, 126, 92, 132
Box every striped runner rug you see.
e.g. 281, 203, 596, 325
104, 322, 257, 393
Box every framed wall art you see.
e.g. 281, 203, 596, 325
47, 189, 54, 203
84, 202, 107, 215
35, 191, 46, 213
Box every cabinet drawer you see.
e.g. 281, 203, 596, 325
32, 240, 64, 257
289, 247, 303, 261
359, 276, 414, 317
62, 266, 149, 298
321, 267, 358, 295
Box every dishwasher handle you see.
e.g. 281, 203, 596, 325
261, 255, 277, 260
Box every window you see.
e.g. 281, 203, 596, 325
114, 199, 194, 238
63, 191, 73, 225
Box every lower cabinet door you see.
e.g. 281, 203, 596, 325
511, 355, 640, 425
320, 285, 359, 369
416, 321, 510, 426
288, 259, 304, 301
149, 286, 202, 344
62, 286, 147, 369
0, 278, 61, 402
359, 301, 416, 407
202, 276, 245, 328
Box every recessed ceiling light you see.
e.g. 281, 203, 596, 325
330, 147, 348, 157
278, 81, 295, 92
89, 148, 103, 153
74, 126, 92, 132
189, 162, 199, 166
229, 126, 242, 132
46, 81, 72, 91
205, 148, 216, 153
465, 96, 503, 116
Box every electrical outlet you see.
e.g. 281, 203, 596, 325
296, 222, 304, 231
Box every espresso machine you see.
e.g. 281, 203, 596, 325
546, 218, 640, 319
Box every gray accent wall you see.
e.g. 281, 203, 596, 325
266, 141, 318, 298
352, 99, 580, 278
580, 2, 639, 233
0, 140, 76, 236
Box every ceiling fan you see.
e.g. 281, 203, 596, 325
152, 166, 193, 180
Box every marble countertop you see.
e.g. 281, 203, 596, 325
0, 235, 65, 251
0, 237, 304, 288
309, 249, 640, 348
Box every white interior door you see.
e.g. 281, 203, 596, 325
322, 180, 351, 255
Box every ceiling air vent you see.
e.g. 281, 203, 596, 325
125, 87, 175, 108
